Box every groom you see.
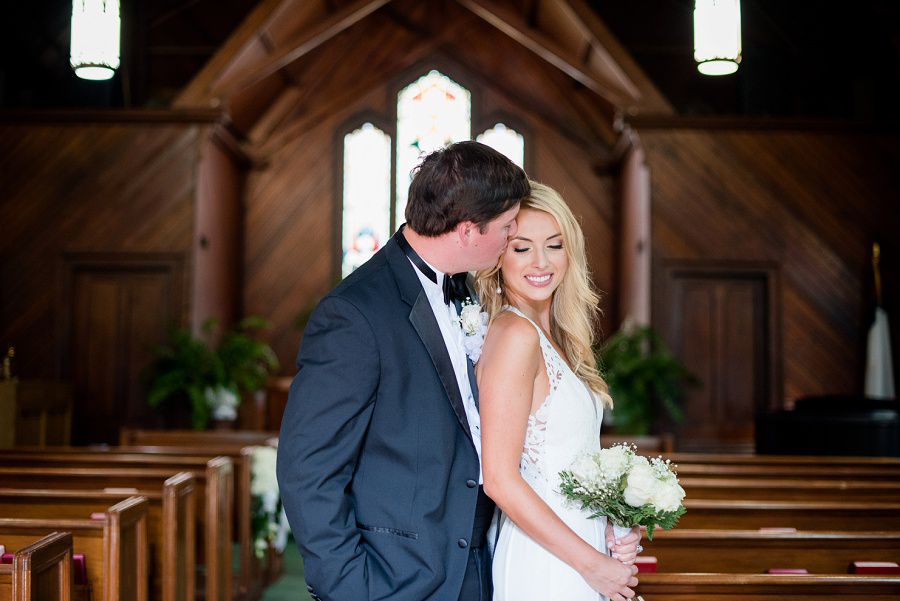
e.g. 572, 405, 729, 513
277, 141, 530, 601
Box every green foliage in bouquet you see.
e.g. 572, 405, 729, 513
559, 470, 685, 540
559, 444, 686, 540
145, 316, 279, 430
598, 323, 697, 435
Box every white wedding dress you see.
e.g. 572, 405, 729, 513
492, 307, 607, 601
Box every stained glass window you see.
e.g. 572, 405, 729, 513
341, 70, 528, 277
395, 70, 472, 227
477, 123, 524, 168
342, 123, 392, 277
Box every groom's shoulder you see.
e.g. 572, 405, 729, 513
327, 246, 397, 306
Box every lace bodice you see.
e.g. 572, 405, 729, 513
504, 307, 603, 499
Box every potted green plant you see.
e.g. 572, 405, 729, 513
598, 322, 697, 436
145, 316, 279, 430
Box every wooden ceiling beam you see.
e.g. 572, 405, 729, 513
214, 0, 395, 96
546, 0, 641, 100
560, 0, 673, 114
257, 14, 479, 155
174, 0, 287, 107
453, 0, 628, 112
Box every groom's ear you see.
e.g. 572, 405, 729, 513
454, 220, 476, 247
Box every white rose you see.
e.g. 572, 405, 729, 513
206, 385, 239, 420
595, 446, 630, 480
459, 303, 482, 336
569, 454, 602, 488
650, 479, 685, 512
623, 458, 655, 507
251, 446, 279, 497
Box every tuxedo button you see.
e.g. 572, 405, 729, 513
466, 479, 477, 488
458, 538, 468, 548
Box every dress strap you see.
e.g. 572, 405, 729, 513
501, 306, 565, 394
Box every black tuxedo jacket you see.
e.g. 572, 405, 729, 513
277, 233, 482, 601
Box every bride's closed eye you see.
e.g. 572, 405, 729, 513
512, 246, 530, 253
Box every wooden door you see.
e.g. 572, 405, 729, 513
63, 254, 186, 444
659, 261, 780, 452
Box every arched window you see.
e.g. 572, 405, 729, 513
342, 123, 392, 277
341, 68, 526, 277
477, 123, 524, 169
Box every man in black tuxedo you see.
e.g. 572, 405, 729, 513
277, 141, 530, 601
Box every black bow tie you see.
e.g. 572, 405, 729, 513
442, 272, 470, 308
397, 227, 470, 309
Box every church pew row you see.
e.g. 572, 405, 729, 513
672, 462, 900, 481
0, 462, 231, 601
634, 572, 900, 600
0, 473, 194, 601
0, 532, 75, 601
1, 445, 259, 598
119, 427, 278, 449
662, 452, 900, 469
679, 499, 900, 530
679, 476, 900, 502
118, 430, 281, 593
0, 496, 148, 601
641, 529, 900, 574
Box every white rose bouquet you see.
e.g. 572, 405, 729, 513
559, 443, 685, 539
251, 445, 291, 558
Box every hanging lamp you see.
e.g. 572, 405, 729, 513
694, 0, 742, 76
70, 0, 121, 81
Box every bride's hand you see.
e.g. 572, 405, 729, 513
605, 523, 643, 565
579, 552, 638, 601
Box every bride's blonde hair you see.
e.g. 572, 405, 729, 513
475, 181, 612, 407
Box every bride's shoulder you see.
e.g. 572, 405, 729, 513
483, 311, 540, 354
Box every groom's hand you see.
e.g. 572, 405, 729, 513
606, 523, 643, 565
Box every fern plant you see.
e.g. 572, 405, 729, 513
145, 317, 278, 430
598, 323, 697, 436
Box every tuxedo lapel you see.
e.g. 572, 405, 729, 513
386, 236, 474, 443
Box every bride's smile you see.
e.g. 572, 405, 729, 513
501, 208, 568, 306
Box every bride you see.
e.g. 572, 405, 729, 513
475, 182, 641, 601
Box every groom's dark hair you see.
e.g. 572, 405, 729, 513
405, 141, 530, 237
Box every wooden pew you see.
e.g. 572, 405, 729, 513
679, 499, 900, 530
119, 428, 278, 449
679, 476, 900, 502
0, 496, 148, 601
2, 446, 255, 599
107, 445, 264, 598
0, 472, 194, 601
0, 532, 74, 601
642, 529, 900, 574
117, 429, 281, 596
662, 452, 900, 469
635, 572, 900, 600
0, 462, 230, 601
673, 462, 900, 481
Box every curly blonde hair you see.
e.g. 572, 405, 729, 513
475, 181, 612, 407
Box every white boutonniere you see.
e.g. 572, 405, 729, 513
456, 298, 488, 364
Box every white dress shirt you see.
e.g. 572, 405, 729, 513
409, 257, 483, 483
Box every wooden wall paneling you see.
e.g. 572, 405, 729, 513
659, 260, 780, 452
0, 121, 202, 386
62, 253, 187, 444
636, 122, 899, 421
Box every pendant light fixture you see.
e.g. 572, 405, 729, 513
694, 0, 742, 76
70, 0, 121, 81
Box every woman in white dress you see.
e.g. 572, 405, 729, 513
476, 182, 641, 601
